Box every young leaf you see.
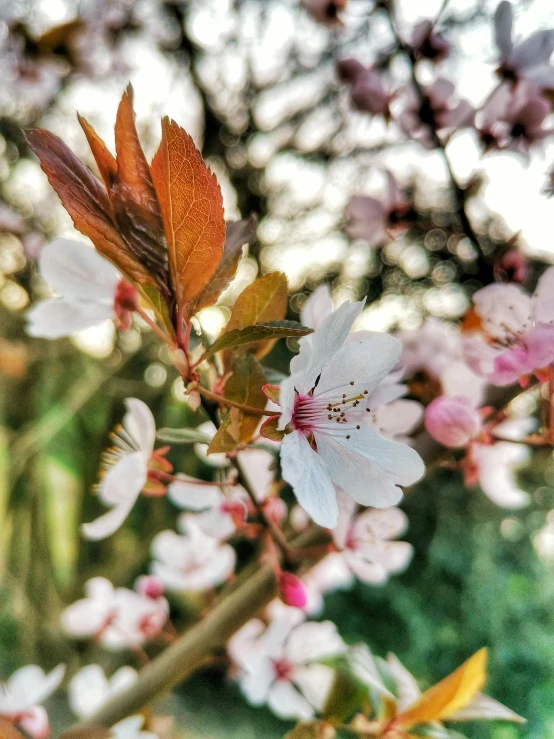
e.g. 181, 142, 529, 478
208, 354, 266, 453
395, 649, 488, 729
0, 717, 32, 739
183, 215, 258, 319
157, 427, 212, 444
24, 129, 154, 288
322, 667, 372, 724
199, 321, 313, 362
259, 415, 285, 442
225, 271, 288, 360
77, 112, 117, 190
110, 85, 169, 284
262, 383, 280, 404
150, 117, 226, 313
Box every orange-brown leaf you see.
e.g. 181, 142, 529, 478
77, 113, 117, 191
111, 86, 169, 285
183, 215, 257, 319
150, 117, 225, 312
0, 717, 29, 739
395, 648, 488, 729
25, 128, 154, 287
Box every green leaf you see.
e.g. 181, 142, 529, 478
200, 321, 312, 362
208, 355, 267, 453
322, 667, 371, 725
157, 427, 212, 444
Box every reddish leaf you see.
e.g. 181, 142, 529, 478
150, 117, 226, 314
260, 415, 285, 441
183, 215, 258, 319
25, 128, 154, 288
77, 113, 117, 191
262, 383, 280, 404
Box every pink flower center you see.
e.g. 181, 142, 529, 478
272, 657, 294, 681
291, 387, 368, 436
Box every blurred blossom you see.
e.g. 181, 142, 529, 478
493, 0, 554, 89
69, 665, 138, 719
336, 59, 390, 118
410, 19, 449, 63
463, 269, 554, 386
303, 0, 347, 27
396, 79, 474, 148
0, 664, 65, 739
425, 395, 483, 448
345, 171, 411, 248
150, 515, 236, 591
26, 239, 137, 339
110, 715, 159, 739
228, 612, 345, 720
61, 577, 169, 650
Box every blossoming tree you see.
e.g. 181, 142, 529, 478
2, 0, 554, 736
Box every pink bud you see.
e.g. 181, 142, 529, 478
278, 572, 307, 609
135, 575, 165, 600
499, 249, 528, 283
425, 395, 482, 448
263, 497, 288, 525
17, 707, 50, 739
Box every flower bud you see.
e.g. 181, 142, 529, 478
278, 572, 307, 609
425, 395, 482, 448
135, 574, 165, 600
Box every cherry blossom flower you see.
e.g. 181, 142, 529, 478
345, 171, 411, 248
69, 665, 137, 719
228, 613, 345, 720
476, 84, 554, 154
0, 664, 65, 739
303, 0, 347, 26
386, 652, 524, 723
168, 476, 247, 539
150, 515, 236, 591
493, 0, 554, 89
463, 268, 554, 386
61, 577, 168, 650
336, 59, 390, 117
397, 318, 487, 406
410, 20, 449, 63
278, 299, 424, 527
82, 398, 172, 541
27, 239, 138, 339
397, 79, 474, 148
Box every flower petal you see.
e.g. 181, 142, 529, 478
494, 1, 513, 58
293, 663, 336, 712
123, 398, 156, 457
81, 494, 138, 541
68, 664, 110, 718
267, 680, 315, 720
38, 238, 119, 299
473, 442, 530, 508
98, 452, 148, 507
295, 299, 365, 395
281, 431, 338, 528
301, 285, 333, 330
315, 426, 424, 508
8, 664, 65, 708
284, 620, 345, 663
314, 333, 401, 398
27, 298, 115, 338
167, 477, 223, 510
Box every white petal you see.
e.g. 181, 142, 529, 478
386, 653, 421, 711
281, 431, 338, 528
238, 656, 275, 706
123, 398, 156, 456
371, 399, 423, 442
354, 507, 408, 541
301, 285, 333, 330
440, 361, 486, 407
314, 333, 402, 398
344, 551, 387, 584
81, 495, 138, 541
267, 680, 315, 720
196, 508, 238, 539
8, 664, 65, 708
293, 663, 336, 711
285, 621, 345, 663
349, 644, 394, 697
354, 540, 413, 574
236, 448, 275, 502
295, 300, 365, 395
61, 598, 112, 638
86, 577, 115, 601
494, 1, 513, 57
333, 488, 357, 549
449, 692, 525, 723
532, 266, 554, 324
98, 452, 147, 507
315, 426, 424, 508
474, 442, 530, 509
68, 665, 110, 718
473, 283, 532, 341
167, 477, 223, 510
39, 239, 119, 299
27, 298, 115, 338
512, 30, 554, 70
